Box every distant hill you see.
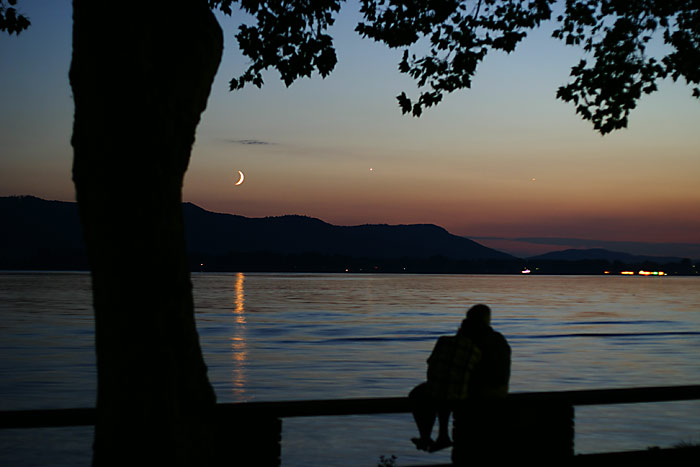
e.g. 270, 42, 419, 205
0, 196, 513, 270
0, 196, 87, 269
528, 248, 686, 264
181, 202, 513, 262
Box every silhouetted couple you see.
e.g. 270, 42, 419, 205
409, 304, 511, 453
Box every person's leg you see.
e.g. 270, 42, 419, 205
429, 407, 453, 452
409, 382, 436, 450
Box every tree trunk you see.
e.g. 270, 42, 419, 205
69, 1, 223, 465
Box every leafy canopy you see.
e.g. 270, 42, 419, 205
6, 1, 700, 134
211, 0, 699, 134
553, 0, 700, 134
0, 0, 30, 35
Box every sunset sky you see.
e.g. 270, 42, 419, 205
1, 2, 699, 257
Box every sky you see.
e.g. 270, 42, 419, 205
1, 1, 699, 258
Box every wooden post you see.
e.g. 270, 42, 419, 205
451, 400, 574, 463
213, 416, 282, 466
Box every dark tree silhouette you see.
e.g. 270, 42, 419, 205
226, 0, 699, 133
552, 1, 700, 134
0, 0, 30, 34
70, 3, 224, 465
4, 0, 700, 465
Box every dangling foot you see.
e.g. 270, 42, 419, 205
411, 437, 434, 451
428, 436, 453, 453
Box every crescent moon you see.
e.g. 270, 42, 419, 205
234, 170, 245, 186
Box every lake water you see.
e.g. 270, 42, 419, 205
1, 272, 699, 465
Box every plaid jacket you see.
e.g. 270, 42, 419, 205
426, 334, 482, 401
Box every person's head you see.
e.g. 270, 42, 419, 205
466, 304, 491, 327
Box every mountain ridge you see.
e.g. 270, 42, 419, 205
0, 196, 513, 271
2, 196, 696, 274
527, 248, 688, 264
180, 201, 511, 261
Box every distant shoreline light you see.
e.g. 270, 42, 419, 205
620, 270, 666, 276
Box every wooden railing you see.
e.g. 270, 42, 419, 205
2, 385, 699, 465
217, 384, 700, 417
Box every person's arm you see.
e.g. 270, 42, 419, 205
426, 337, 447, 381
493, 333, 511, 394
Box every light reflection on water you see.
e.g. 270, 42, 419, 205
1, 272, 699, 466
230, 272, 248, 401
